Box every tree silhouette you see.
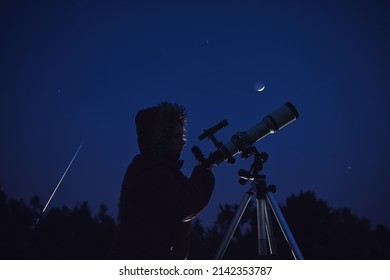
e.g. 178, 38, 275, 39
0, 186, 116, 259
195, 191, 390, 260
0, 186, 389, 260
282, 191, 381, 259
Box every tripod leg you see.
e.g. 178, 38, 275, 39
266, 192, 304, 260
214, 190, 253, 260
264, 200, 278, 256
256, 198, 269, 257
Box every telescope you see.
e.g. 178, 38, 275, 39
192, 102, 299, 166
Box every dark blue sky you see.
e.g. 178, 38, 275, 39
1, 0, 389, 228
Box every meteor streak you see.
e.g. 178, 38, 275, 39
36, 140, 84, 225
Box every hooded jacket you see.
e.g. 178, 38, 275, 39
114, 103, 215, 259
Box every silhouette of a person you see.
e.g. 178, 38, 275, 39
114, 102, 215, 259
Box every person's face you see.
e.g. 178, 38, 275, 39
169, 123, 186, 157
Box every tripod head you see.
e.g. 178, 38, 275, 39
238, 145, 277, 200
238, 145, 267, 184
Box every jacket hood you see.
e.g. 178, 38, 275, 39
135, 102, 186, 157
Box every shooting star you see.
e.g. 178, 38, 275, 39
36, 140, 84, 225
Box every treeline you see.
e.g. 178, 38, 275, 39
0, 187, 389, 259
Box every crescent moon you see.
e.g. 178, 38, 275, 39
257, 85, 265, 92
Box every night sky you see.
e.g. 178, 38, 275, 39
1, 0, 389, 229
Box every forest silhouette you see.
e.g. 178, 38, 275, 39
1, 186, 389, 260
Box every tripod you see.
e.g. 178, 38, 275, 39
214, 147, 304, 260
